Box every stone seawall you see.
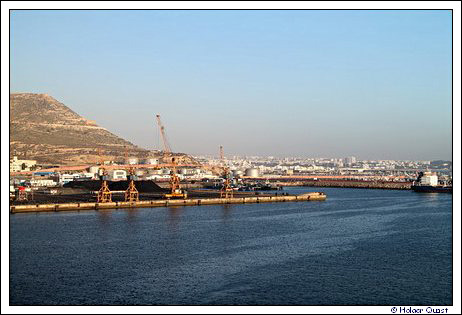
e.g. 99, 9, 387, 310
278, 180, 411, 190
10, 192, 327, 213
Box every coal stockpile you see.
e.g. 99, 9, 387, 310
13, 191, 95, 205
64, 180, 168, 193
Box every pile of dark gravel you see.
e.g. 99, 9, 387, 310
63, 180, 168, 193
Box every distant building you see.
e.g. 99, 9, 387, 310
144, 158, 159, 165
59, 173, 93, 185
108, 170, 127, 181
344, 156, 357, 166
30, 179, 57, 187
60, 174, 77, 185
33, 171, 55, 177
180, 168, 200, 175
10, 156, 37, 172
127, 158, 138, 165
146, 174, 171, 181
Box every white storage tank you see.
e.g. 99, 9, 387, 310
89, 166, 100, 176
232, 170, 244, 177
245, 168, 259, 178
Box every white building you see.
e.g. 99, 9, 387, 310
180, 168, 201, 175
59, 173, 94, 185
344, 156, 357, 166
60, 174, 77, 185
127, 157, 139, 165
30, 179, 57, 187
108, 169, 127, 181
10, 156, 37, 172
146, 174, 171, 181
145, 158, 159, 165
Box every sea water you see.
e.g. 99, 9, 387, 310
9, 187, 452, 305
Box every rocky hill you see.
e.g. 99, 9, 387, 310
10, 93, 151, 166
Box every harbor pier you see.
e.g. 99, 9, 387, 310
9, 192, 326, 213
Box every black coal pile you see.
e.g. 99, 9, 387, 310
64, 180, 168, 193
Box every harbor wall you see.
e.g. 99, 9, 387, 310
10, 193, 326, 214
277, 180, 412, 190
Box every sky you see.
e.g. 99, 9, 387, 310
10, 10, 453, 160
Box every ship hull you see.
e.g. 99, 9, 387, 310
411, 185, 452, 193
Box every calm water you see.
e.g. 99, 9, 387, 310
9, 187, 452, 305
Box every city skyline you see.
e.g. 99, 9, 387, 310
10, 10, 453, 160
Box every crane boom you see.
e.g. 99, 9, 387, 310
155, 114, 187, 199
156, 114, 172, 156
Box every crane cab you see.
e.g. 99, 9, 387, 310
165, 188, 188, 199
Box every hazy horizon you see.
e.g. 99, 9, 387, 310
10, 10, 452, 161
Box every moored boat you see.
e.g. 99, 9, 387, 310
411, 172, 452, 194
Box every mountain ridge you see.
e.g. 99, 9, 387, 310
10, 93, 150, 165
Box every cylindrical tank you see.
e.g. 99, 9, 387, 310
232, 170, 244, 177
89, 166, 100, 175
245, 168, 259, 177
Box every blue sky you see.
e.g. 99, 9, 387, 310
10, 10, 452, 160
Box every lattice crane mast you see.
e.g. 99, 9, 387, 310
155, 114, 187, 199
220, 145, 233, 198
97, 148, 112, 203
124, 146, 139, 202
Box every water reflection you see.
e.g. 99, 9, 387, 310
125, 208, 139, 223
97, 209, 112, 226
221, 204, 233, 222
167, 207, 183, 232
420, 193, 442, 201
220, 204, 234, 276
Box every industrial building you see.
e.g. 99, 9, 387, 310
10, 156, 37, 172
108, 169, 127, 181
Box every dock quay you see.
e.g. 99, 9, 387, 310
9, 192, 327, 213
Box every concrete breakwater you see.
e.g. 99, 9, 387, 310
10, 192, 326, 213
278, 180, 412, 190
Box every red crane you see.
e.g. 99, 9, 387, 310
155, 114, 187, 199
